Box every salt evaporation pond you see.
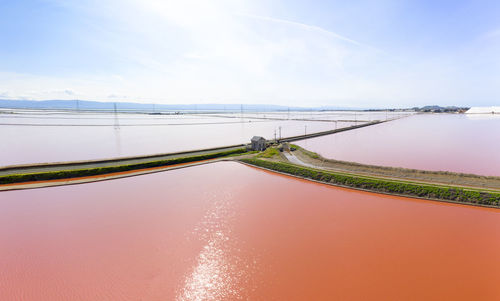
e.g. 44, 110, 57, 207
0, 110, 405, 166
297, 113, 500, 177
218, 110, 413, 121
0, 161, 498, 300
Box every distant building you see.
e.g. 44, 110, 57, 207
251, 136, 267, 151
466, 106, 500, 114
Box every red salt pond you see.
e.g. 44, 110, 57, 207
296, 113, 500, 177
0, 161, 498, 300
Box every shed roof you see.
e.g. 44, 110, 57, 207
251, 136, 266, 142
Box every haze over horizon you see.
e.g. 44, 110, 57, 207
1, 0, 499, 107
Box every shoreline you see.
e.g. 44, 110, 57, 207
239, 156, 500, 208
290, 144, 500, 191
2, 149, 499, 209
237, 161, 500, 209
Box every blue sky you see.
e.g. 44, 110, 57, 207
1, 0, 499, 107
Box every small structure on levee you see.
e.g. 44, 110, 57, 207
251, 136, 267, 151
278, 142, 290, 152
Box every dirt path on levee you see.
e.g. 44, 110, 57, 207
289, 147, 500, 192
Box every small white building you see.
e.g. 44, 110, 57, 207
250, 136, 267, 151
466, 106, 500, 114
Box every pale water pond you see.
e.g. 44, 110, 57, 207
297, 113, 500, 176
0, 110, 372, 166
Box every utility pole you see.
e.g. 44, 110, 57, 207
279, 126, 282, 141
114, 103, 119, 129
304, 125, 307, 137
274, 128, 277, 142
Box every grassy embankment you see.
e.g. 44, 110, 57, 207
257, 147, 280, 158
291, 144, 320, 159
291, 144, 500, 179
0, 148, 247, 185
240, 157, 500, 207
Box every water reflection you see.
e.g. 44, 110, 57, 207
178, 192, 254, 300
0, 162, 498, 300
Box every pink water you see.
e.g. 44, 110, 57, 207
297, 113, 500, 176
0, 162, 498, 300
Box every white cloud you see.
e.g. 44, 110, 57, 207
4, 0, 496, 107
237, 13, 366, 48
0, 0, 391, 105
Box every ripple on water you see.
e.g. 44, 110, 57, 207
177, 191, 257, 301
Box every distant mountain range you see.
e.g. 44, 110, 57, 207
0, 99, 468, 112
0, 99, 366, 112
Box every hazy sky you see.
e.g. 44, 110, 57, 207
1, 0, 500, 107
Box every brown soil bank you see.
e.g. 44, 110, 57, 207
293, 145, 500, 192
